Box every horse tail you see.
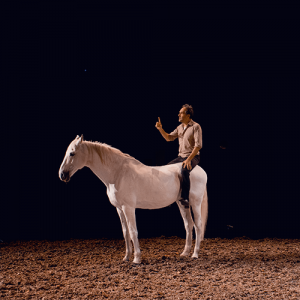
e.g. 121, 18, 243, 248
200, 185, 208, 241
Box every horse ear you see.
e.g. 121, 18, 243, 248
76, 135, 83, 146
81, 134, 84, 141
76, 135, 80, 139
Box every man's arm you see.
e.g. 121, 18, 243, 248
187, 146, 201, 161
155, 117, 174, 141
158, 128, 171, 141
187, 124, 202, 160
194, 124, 202, 149
182, 124, 202, 170
182, 146, 201, 170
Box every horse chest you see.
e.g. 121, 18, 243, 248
106, 184, 121, 209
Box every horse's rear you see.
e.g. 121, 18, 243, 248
189, 164, 207, 204
166, 163, 208, 257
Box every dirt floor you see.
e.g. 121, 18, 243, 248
1, 236, 299, 299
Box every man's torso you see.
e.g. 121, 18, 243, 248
169, 120, 202, 157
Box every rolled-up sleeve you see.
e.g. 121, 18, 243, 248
194, 124, 202, 149
168, 127, 178, 141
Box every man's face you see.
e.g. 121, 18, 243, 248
178, 107, 190, 123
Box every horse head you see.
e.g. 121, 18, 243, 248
59, 134, 86, 182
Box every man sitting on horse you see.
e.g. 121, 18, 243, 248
155, 104, 202, 208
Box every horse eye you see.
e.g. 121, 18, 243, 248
70, 152, 75, 156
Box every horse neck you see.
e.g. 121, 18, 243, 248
83, 141, 124, 187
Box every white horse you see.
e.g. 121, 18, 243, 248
59, 135, 208, 264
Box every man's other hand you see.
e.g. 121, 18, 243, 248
155, 117, 162, 130
182, 158, 192, 170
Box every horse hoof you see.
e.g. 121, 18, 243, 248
180, 251, 189, 256
123, 256, 129, 262
133, 258, 141, 264
191, 254, 198, 258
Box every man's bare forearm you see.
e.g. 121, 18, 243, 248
187, 147, 201, 161
158, 128, 170, 141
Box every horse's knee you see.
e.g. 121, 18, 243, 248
122, 228, 130, 238
128, 227, 138, 239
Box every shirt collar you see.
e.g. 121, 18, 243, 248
182, 120, 194, 128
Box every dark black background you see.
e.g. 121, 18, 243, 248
4, 4, 299, 242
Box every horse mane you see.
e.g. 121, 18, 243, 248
84, 140, 141, 165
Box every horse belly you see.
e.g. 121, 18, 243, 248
135, 189, 178, 209
115, 165, 182, 209
133, 174, 180, 209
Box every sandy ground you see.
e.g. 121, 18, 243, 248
1, 236, 299, 299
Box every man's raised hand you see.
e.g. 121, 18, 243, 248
155, 117, 162, 130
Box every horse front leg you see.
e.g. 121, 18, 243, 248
116, 208, 132, 261
122, 205, 141, 264
176, 201, 194, 256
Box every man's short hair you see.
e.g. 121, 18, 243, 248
182, 104, 194, 119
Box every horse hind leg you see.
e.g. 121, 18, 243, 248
116, 208, 132, 262
192, 186, 208, 258
122, 205, 141, 264
191, 203, 202, 258
176, 201, 194, 256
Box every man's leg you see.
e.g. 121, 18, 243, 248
180, 155, 200, 207
167, 156, 189, 207
167, 156, 185, 165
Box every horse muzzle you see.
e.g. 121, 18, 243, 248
60, 171, 70, 182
